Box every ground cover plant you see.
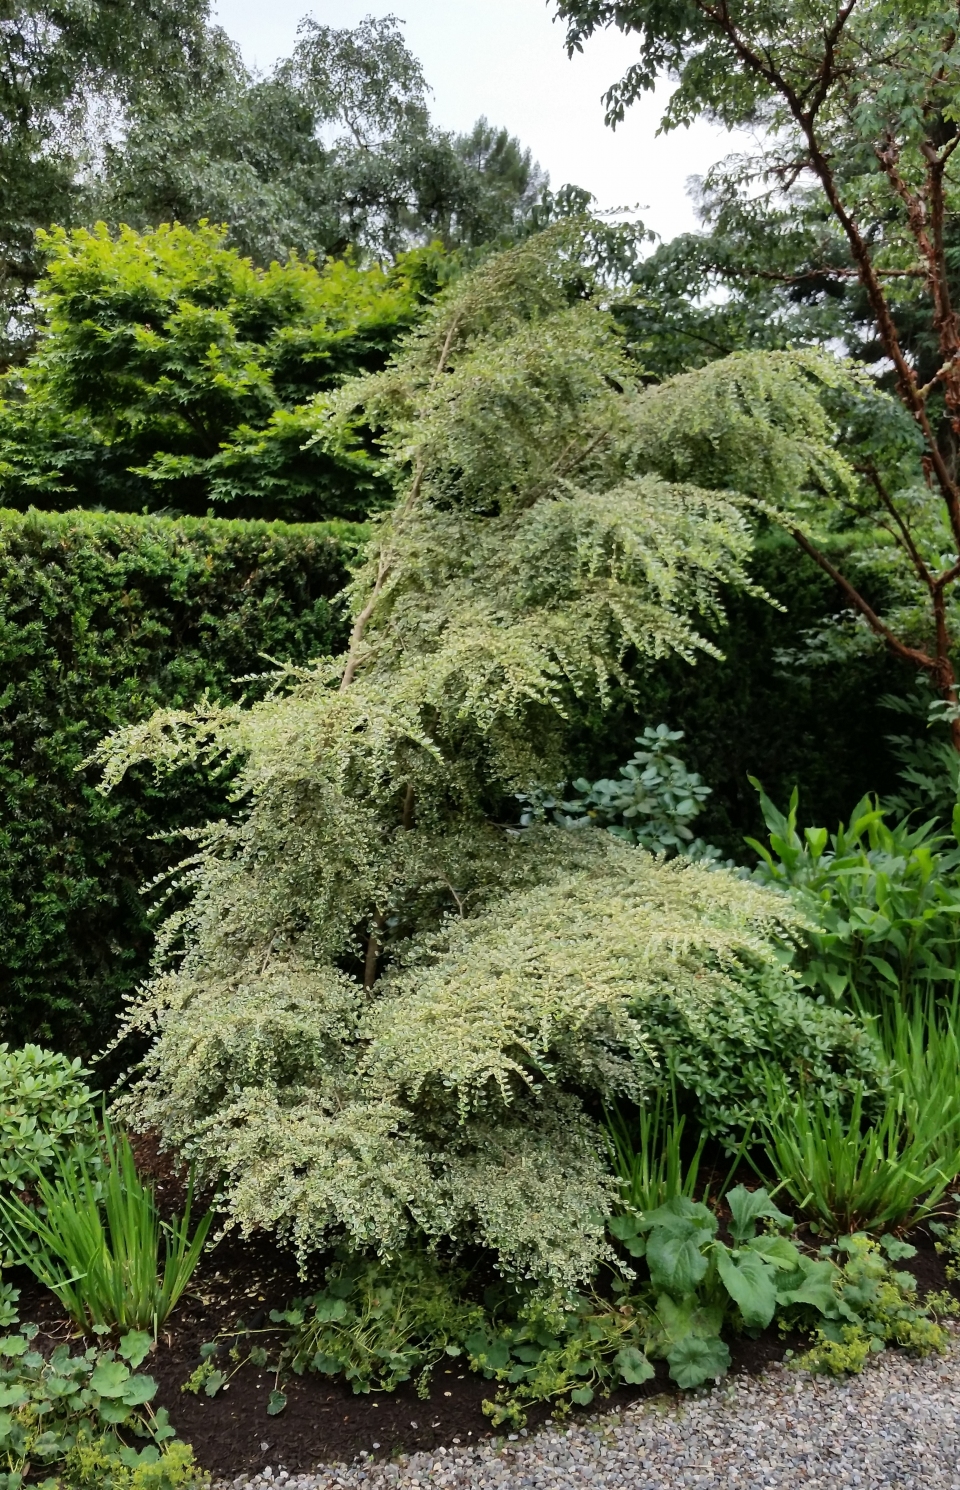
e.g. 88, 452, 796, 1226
0, 1308, 199, 1489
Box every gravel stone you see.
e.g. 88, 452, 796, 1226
213, 1337, 960, 1490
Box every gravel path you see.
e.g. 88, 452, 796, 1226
216, 1340, 960, 1490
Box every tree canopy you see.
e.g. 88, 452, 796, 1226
90, 15, 577, 270
0, 0, 212, 355
0, 222, 450, 520
557, 0, 960, 745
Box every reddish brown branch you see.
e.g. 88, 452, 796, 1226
789, 526, 939, 674
861, 465, 935, 592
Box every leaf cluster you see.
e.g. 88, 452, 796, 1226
0, 1319, 198, 1489
0, 223, 444, 522
556, 723, 715, 855
610, 1186, 837, 1388
794, 1234, 951, 1374
274, 1251, 482, 1399
748, 782, 960, 1003
0, 1045, 97, 1198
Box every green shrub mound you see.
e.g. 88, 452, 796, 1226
114, 828, 883, 1287
642, 971, 886, 1137
0, 506, 364, 1050
0, 1044, 97, 1196
0, 222, 445, 522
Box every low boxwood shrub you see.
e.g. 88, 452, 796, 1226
0, 506, 365, 1051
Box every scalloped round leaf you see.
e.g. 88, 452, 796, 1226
667, 1333, 731, 1390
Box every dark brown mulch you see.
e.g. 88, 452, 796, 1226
7, 1136, 960, 1480
12, 1230, 813, 1480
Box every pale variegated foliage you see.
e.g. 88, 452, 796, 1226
97, 226, 854, 1284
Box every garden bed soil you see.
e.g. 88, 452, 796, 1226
11, 1230, 813, 1481
9, 1136, 960, 1481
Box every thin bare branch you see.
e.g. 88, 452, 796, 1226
790, 526, 939, 673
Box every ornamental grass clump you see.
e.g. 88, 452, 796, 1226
0, 1114, 212, 1334
758, 1075, 960, 1233
94, 222, 876, 1287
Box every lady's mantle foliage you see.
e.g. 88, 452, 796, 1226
97, 224, 862, 1283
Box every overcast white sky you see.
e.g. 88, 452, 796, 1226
211, 0, 742, 244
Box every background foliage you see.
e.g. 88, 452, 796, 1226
0, 0, 211, 358
0, 505, 363, 1053
0, 223, 449, 521
93, 15, 574, 268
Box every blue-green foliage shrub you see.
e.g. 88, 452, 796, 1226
0, 507, 364, 1050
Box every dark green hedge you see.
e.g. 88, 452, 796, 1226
0, 508, 366, 1053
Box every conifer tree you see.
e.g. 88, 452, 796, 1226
98, 226, 867, 1282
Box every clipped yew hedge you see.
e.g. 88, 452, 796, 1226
0, 508, 366, 1052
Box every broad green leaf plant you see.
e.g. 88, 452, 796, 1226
747, 781, 960, 1005
609, 1185, 837, 1387
556, 724, 716, 856
0, 1315, 199, 1489
95, 224, 865, 1287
